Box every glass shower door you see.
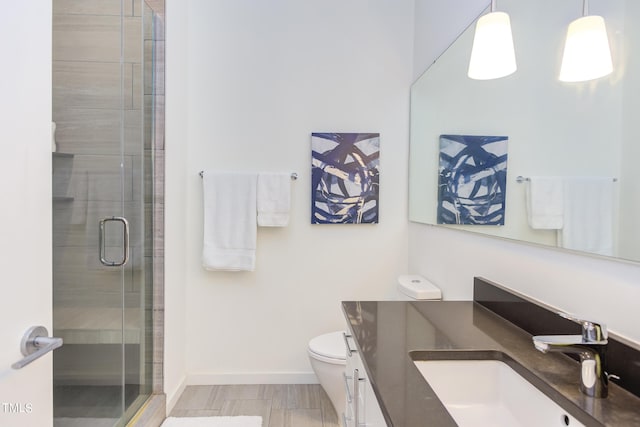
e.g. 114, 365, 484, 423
52, 1, 153, 425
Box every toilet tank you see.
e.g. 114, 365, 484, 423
396, 275, 442, 300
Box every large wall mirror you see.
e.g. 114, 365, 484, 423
409, 0, 640, 263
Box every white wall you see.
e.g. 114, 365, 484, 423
410, 0, 640, 345
164, 0, 414, 394
164, 0, 189, 411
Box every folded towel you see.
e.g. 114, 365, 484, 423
525, 177, 564, 229
202, 171, 258, 271
257, 172, 291, 227
559, 177, 614, 256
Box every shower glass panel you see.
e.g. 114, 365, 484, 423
51, 0, 160, 425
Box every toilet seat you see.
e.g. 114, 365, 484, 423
308, 331, 346, 365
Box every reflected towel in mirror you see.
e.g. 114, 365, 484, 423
525, 177, 563, 229
559, 177, 614, 256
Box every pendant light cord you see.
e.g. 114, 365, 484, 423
491, 0, 496, 12
583, 0, 588, 16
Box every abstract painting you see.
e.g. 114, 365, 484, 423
311, 133, 379, 224
437, 134, 508, 225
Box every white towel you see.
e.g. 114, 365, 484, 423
559, 177, 614, 256
257, 172, 291, 227
525, 177, 564, 229
202, 171, 258, 271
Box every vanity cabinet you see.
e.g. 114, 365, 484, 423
342, 333, 387, 427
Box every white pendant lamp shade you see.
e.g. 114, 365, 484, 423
559, 15, 612, 82
468, 11, 517, 80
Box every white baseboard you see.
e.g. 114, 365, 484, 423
187, 372, 319, 385
166, 375, 188, 415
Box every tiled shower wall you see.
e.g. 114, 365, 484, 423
52, 0, 164, 394
147, 0, 165, 396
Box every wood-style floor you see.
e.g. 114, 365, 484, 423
169, 384, 340, 427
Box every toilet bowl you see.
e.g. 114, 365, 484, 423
307, 331, 346, 418
308, 275, 441, 418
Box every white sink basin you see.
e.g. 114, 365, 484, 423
413, 358, 586, 427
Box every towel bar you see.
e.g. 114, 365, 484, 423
199, 171, 298, 180
516, 175, 617, 183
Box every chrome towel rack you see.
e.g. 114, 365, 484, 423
199, 171, 298, 180
516, 175, 617, 183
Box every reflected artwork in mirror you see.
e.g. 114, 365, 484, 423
408, 0, 640, 262
437, 135, 508, 226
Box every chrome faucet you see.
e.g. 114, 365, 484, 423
532, 312, 611, 398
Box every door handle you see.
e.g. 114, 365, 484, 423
12, 326, 63, 369
343, 332, 358, 357
343, 371, 353, 403
353, 369, 366, 426
99, 216, 130, 267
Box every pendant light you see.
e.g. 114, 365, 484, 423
559, 0, 612, 82
468, 0, 517, 80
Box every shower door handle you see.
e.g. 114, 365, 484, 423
12, 326, 63, 370
99, 216, 130, 267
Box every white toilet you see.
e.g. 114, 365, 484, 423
307, 331, 348, 418
307, 275, 442, 417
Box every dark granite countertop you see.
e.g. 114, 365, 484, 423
341, 300, 640, 427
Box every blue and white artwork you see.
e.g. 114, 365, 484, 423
311, 133, 379, 224
437, 134, 508, 225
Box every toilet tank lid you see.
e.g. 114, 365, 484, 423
308, 331, 346, 360
397, 275, 442, 300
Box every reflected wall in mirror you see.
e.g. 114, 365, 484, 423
409, 0, 640, 263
